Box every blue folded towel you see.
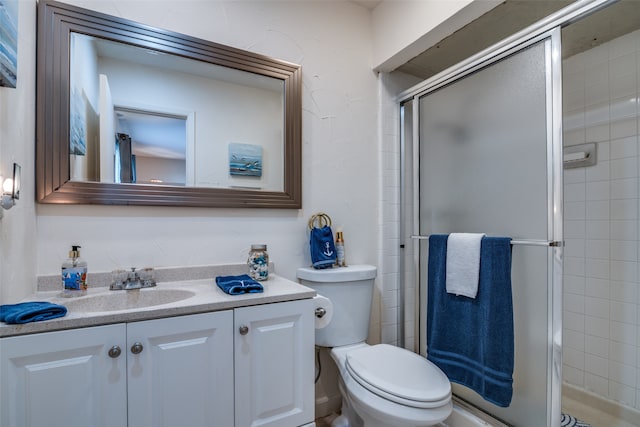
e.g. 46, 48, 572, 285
0, 301, 68, 324
427, 234, 514, 407
310, 225, 337, 269
215, 274, 264, 295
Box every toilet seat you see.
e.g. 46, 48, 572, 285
345, 344, 451, 409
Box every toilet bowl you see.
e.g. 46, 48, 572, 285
297, 265, 452, 427
332, 343, 452, 427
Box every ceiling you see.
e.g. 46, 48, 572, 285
394, 0, 640, 80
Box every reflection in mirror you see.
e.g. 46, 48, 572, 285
115, 109, 187, 186
37, 0, 301, 208
69, 32, 285, 192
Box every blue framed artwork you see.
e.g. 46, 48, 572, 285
0, 0, 18, 88
229, 143, 262, 177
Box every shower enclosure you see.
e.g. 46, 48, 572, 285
396, 0, 639, 425
400, 29, 563, 426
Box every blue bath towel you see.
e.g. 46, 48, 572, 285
0, 301, 68, 324
310, 225, 337, 269
215, 274, 264, 295
427, 234, 514, 407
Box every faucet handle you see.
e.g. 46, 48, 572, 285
124, 267, 142, 290
110, 269, 128, 290
139, 267, 156, 288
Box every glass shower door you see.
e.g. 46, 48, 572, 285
415, 30, 563, 426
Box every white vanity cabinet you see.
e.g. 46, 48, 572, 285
126, 311, 234, 427
234, 298, 315, 427
0, 298, 314, 427
0, 311, 233, 427
0, 323, 128, 427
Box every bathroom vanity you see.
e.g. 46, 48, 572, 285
0, 275, 315, 427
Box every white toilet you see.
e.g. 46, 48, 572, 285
297, 265, 452, 427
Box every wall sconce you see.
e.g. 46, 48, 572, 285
1, 163, 21, 211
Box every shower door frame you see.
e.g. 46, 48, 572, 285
396, 0, 617, 424
409, 29, 564, 426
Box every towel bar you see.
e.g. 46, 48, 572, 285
409, 235, 563, 247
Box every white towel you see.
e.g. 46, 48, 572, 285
446, 233, 485, 298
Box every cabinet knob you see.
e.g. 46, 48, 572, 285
108, 345, 122, 358
130, 342, 144, 354
239, 325, 249, 335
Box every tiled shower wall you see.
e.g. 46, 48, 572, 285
378, 71, 421, 348
562, 29, 640, 409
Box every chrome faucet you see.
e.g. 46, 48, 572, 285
124, 268, 142, 290
110, 267, 156, 290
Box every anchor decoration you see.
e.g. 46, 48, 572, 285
323, 242, 334, 257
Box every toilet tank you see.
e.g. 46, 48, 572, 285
297, 265, 377, 347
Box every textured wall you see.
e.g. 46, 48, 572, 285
0, 0, 37, 305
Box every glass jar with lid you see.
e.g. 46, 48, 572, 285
248, 244, 269, 281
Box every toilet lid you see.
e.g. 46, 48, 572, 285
345, 344, 451, 408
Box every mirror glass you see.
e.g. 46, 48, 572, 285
37, 0, 301, 208
69, 33, 284, 191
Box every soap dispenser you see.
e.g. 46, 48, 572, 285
61, 245, 88, 297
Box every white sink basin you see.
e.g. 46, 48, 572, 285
62, 289, 196, 312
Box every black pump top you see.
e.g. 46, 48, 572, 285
69, 245, 82, 259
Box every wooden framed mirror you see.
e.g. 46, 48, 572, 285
36, 0, 301, 208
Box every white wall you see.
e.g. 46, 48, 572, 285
0, 0, 37, 305
563, 29, 640, 410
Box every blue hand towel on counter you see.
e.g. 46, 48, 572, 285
427, 234, 514, 407
215, 274, 264, 295
0, 301, 68, 324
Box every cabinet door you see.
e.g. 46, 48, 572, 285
127, 310, 234, 427
0, 324, 127, 427
234, 299, 314, 427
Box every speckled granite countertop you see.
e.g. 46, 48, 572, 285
1, 274, 315, 338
